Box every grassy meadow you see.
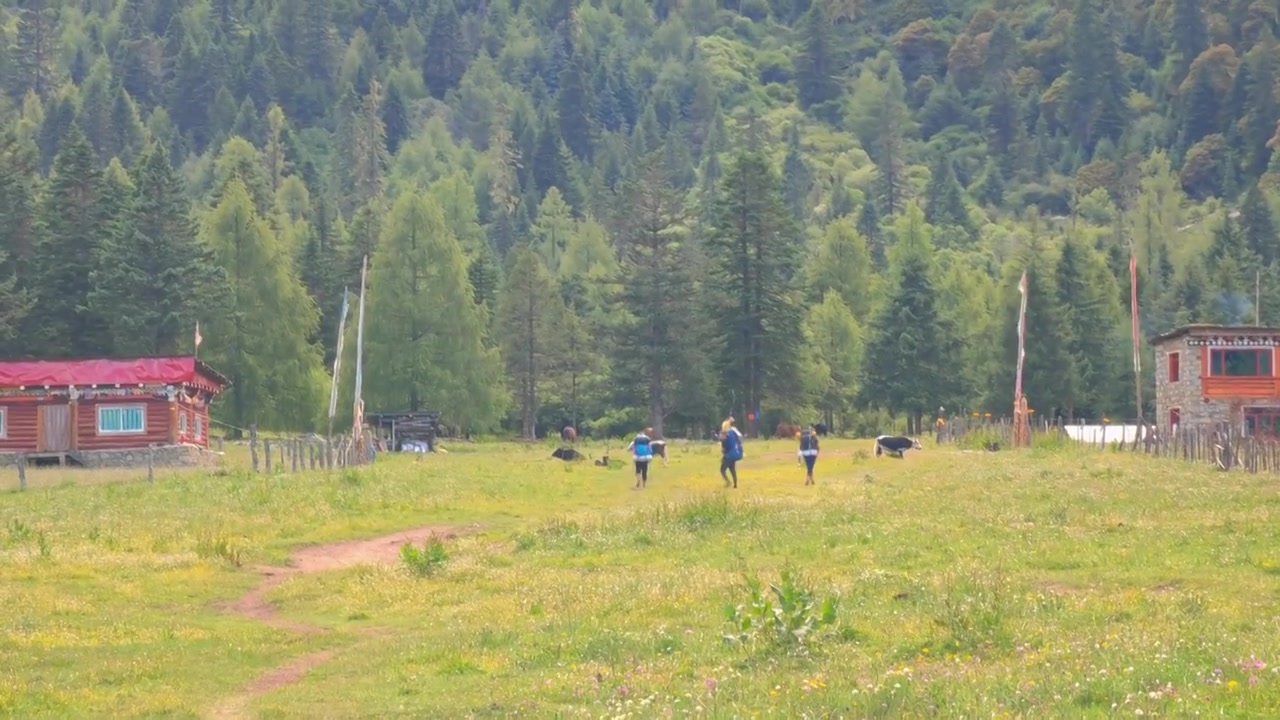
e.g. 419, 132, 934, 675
3, 436, 1280, 717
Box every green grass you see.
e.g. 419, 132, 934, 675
4, 438, 1280, 717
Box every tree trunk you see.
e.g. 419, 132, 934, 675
650, 385, 665, 439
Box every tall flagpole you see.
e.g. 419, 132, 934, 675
327, 288, 351, 440
1130, 250, 1145, 444
1014, 270, 1029, 447
352, 256, 369, 460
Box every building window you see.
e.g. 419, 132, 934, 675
1169, 408, 1180, 430
179, 412, 188, 435
1168, 352, 1180, 382
1209, 348, 1273, 377
1245, 408, 1280, 437
98, 405, 145, 434
195, 415, 204, 439
0, 407, 6, 438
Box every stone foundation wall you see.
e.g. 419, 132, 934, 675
0, 444, 223, 469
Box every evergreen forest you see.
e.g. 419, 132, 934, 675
1, 0, 1279, 438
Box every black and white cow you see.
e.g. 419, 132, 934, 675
874, 435, 923, 458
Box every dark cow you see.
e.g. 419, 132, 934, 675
813, 422, 829, 437
873, 435, 923, 458
552, 447, 584, 461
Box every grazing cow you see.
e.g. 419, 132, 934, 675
551, 447, 584, 461
651, 439, 669, 466
813, 422, 829, 437
873, 435, 923, 458
775, 422, 802, 439
561, 426, 577, 443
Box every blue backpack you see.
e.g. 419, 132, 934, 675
633, 433, 653, 461
722, 429, 743, 461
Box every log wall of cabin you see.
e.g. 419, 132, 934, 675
0, 402, 38, 452
76, 398, 171, 450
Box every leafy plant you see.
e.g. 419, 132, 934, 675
723, 567, 839, 654
401, 537, 448, 577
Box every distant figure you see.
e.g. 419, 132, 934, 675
561, 425, 577, 444
720, 419, 743, 488
873, 435, 923, 459
627, 427, 655, 488
813, 422, 829, 437
798, 425, 819, 485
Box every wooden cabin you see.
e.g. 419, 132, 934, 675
1152, 324, 1280, 437
0, 356, 228, 461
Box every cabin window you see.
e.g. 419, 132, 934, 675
1245, 408, 1280, 437
0, 407, 6, 438
1168, 352, 1180, 382
195, 415, 204, 439
179, 412, 188, 435
1209, 348, 1273, 377
98, 404, 145, 434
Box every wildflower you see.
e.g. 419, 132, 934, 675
1227, 680, 1239, 690
704, 678, 717, 693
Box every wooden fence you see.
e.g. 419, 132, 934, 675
937, 415, 1280, 474
245, 424, 378, 474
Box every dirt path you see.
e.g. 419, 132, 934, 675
206, 524, 467, 719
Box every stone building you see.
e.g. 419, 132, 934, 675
1152, 324, 1280, 437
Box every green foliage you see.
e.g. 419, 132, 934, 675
723, 568, 840, 655
1, 0, 1275, 432
401, 537, 449, 577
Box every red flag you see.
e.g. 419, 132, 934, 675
1014, 271, 1028, 402
1130, 253, 1141, 375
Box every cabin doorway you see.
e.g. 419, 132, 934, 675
38, 404, 72, 452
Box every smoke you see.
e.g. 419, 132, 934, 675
1217, 292, 1253, 325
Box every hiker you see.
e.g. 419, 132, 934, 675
720, 418, 743, 488
798, 425, 819, 485
626, 426, 655, 489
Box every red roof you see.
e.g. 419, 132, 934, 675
0, 356, 229, 391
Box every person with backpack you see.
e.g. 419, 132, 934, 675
797, 425, 819, 485
626, 427, 655, 489
720, 419, 743, 488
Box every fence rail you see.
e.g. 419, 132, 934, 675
937, 415, 1280, 473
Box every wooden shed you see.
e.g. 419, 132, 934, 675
0, 356, 229, 462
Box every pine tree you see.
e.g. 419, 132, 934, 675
608, 153, 715, 436
805, 217, 877, 317
806, 292, 863, 430
782, 123, 812, 222
1171, 0, 1209, 84
705, 147, 803, 437
1239, 182, 1279, 263
382, 81, 409, 155
497, 247, 565, 439
352, 79, 390, 209
364, 191, 505, 427
860, 203, 963, 431
557, 53, 595, 161
90, 143, 225, 357
24, 124, 109, 357
795, 3, 841, 112
423, 0, 467, 99
200, 178, 325, 432
9, 1, 59, 100
1055, 236, 1123, 417
923, 152, 972, 238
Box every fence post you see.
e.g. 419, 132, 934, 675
290, 440, 299, 473
309, 441, 317, 470
249, 425, 259, 473
216, 437, 224, 452
17, 454, 26, 491
147, 445, 155, 483
265, 439, 273, 473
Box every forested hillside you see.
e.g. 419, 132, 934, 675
0, 0, 1278, 438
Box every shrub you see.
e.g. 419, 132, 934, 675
401, 537, 448, 577
723, 567, 839, 655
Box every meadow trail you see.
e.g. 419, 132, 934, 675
207, 524, 469, 719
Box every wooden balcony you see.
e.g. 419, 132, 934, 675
1202, 376, 1280, 399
